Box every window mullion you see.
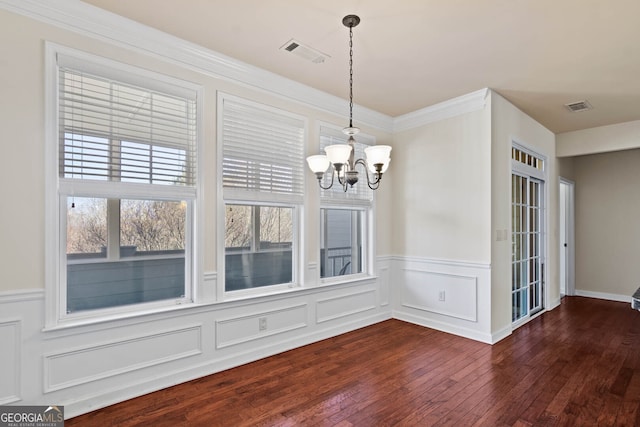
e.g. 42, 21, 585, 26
322, 209, 329, 276
106, 198, 120, 260
107, 136, 121, 261
252, 206, 260, 252
350, 210, 359, 272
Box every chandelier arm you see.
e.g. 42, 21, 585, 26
316, 169, 335, 190
335, 166, 346, 186
354, 158, 382, 189
367, 179, 381, 190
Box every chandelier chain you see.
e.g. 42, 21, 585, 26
348, 25, 354, 128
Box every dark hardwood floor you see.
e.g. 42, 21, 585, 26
66, 297, 640, 426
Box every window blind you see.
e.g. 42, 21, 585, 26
319, 125, 373, 206
221, 96, 305, 203
59, 67, 197, 186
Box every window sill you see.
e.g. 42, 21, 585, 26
222, 284, 301, 303
43, 300, 195, 334
221, 274, 378, 303
318, 273, 377, 287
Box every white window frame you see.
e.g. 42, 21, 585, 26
217, 93, 306, 300
318, 123, 376, 284
511, 142, 546, 180
319, 205, 370, 281
44, 43, 204, 328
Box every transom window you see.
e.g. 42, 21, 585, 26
512, 146, 544, 171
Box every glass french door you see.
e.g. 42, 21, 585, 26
512, 173, 544, 323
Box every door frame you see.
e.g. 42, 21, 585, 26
511, 141, 548, 327
511, 172, 546, 325
559, 177, 576, 297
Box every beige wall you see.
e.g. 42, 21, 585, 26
573, 149, 640, 298
0, 8, 393, 292
557, 157, 575, 181
0, 12, 46, 291
490, 92, 557, 334
391, 107, 492, 262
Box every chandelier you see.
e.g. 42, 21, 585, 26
306, 15, 391, 191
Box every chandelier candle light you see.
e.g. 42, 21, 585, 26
306, 14, 391, 191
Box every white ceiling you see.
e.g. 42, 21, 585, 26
81, 0, 640, 134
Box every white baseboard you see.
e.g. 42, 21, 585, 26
393, 311, 493, 344
490, 325, 512, 344
574, 289, 631, 303
548, 298, 562, 310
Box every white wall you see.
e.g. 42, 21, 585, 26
490, 92, 557, 337
390, 93, 494, 343
557, 120, 640, 157
391, 107, 492, 262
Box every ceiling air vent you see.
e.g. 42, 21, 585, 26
280, 39, 330, 64
564, 100, 593, 112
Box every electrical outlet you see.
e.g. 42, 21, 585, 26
259, 317, 267, 331
438, 291, 445, 302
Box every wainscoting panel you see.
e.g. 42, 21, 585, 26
215, 304, 308, 349
1, 272, 390, 418
402, 269, 477, 321
392, 257, 492, 343
44, 325, 202, 392
0, 319, 20, 404
316, 289, 377, 323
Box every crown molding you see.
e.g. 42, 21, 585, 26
0, 0, 395, 133
393, 88, 490, 133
